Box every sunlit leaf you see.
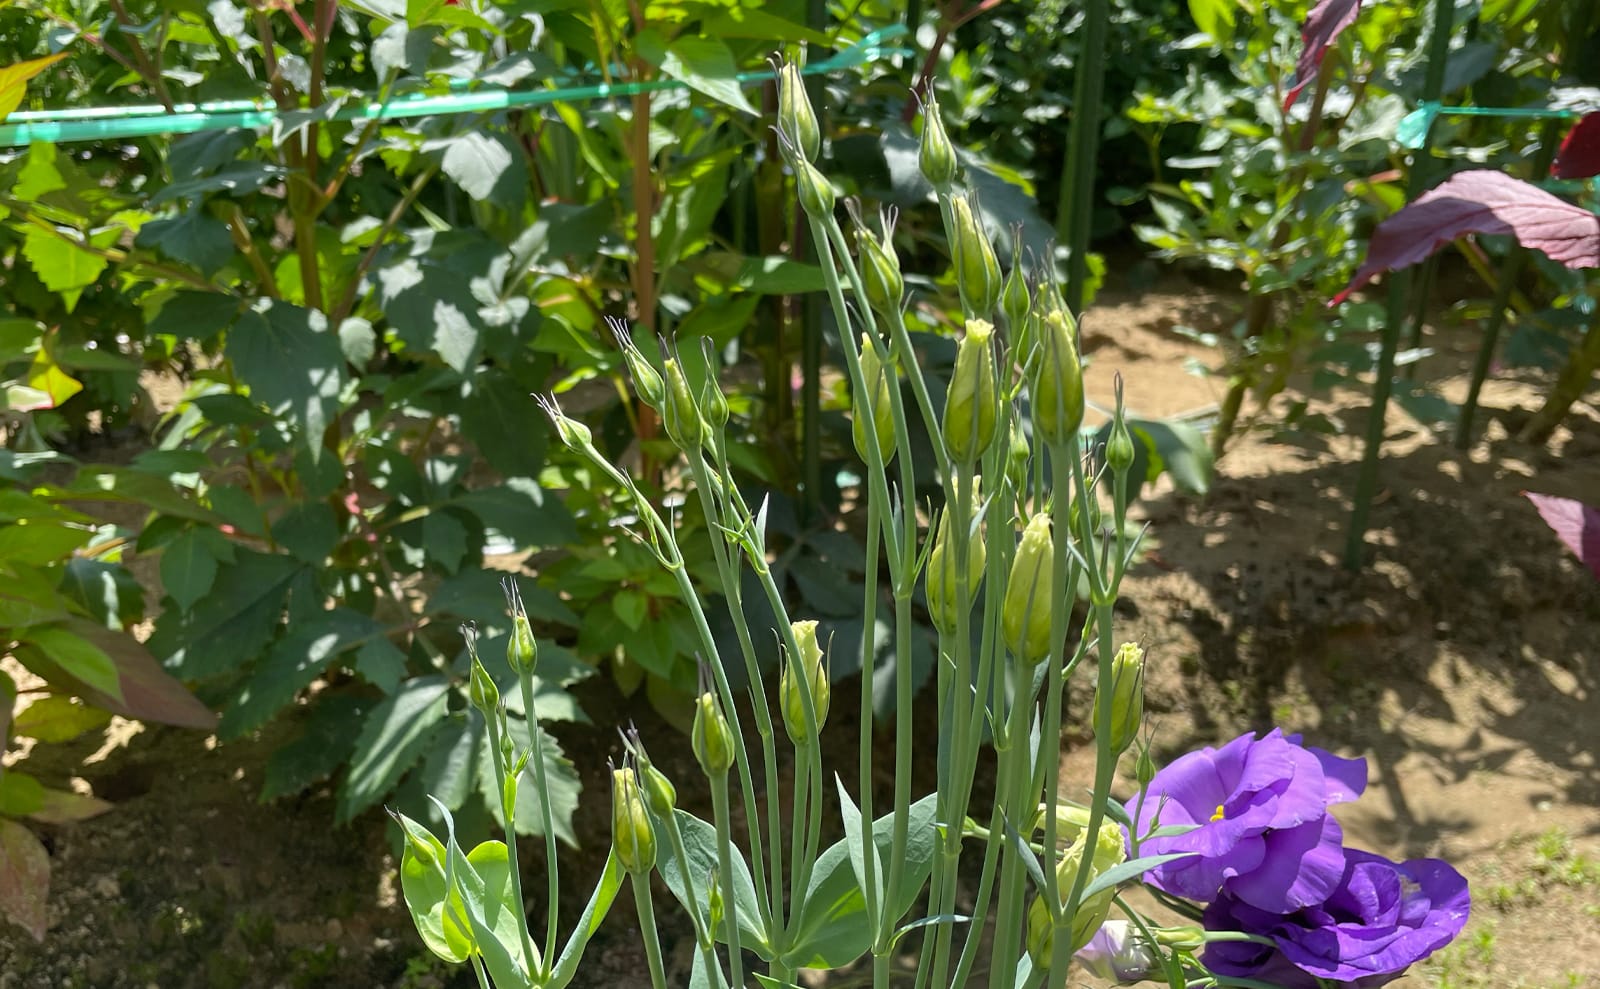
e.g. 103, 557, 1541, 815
0, 53, 67, 121
1525, 492, 1600, 581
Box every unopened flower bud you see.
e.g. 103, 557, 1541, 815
1002, 249, 1031, 339
852, 334, 897, 466
1134, 743, 1156, 788
614, 324, 665, 408
918, 91, 958, 190
691, 691, 735, 776
1030, 801, 1093, 847
628, 735, 677, 817
794, 157, 836, 218
924, 485, 985, 635
546, 404, 593, 451
779, 619, 830, 744
1154, 924, 1205, 952
699, 342, 729, 434
949, 193, 1002, 317
707, 867, 725, 935
1025, 820, 1126, 964
1032, 308, 1085, 448
858, 223, 905, 318
504, 578, 540, 676
1002, 513, 1056, 664
469, 655, 499, 714
1095, 643, 1145, 756
1075, 920, 1157, 984
1107, 374, 1136, 477
1005, 420, 1030, 497
943, 318, 999, 464
611, 765, 657, 875
662, 357, 706, 451
778, 60, 821, 164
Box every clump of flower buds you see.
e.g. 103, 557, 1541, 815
779, 619, 830, 744
943, 319, 999, 465
1026, 819, 1127, 962
1001, 513, 1056, 664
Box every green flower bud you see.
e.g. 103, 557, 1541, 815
857, 222, 904, 318
626, 732, 678, 817
1032, 308, 1085, 449
1134, 743, 1156, 788
504, 578, 539, 676
1002, 247, 1032, 340
661, 357, 706, 452
707, 867, 725, 936
949, 193, 1002, 317
691, 691, 735, 777
1004, 419, 1030, 499
943, 318, 999, 465
777, 60, 821, 164
616, 330, 665, 409
699, 342, 729, 434
852, 333, 897, 467
1030, 801, 1093, 847
1095, 643, 1145, 756
1106, 373, 1136, 477
1025, 820, 1126, 965
1155, 924, 1206, 952
924, 484, 985, 635
794, 157, 836, 219
1001, 513, 1056, 664
610, 765, 657, 875
468, 655, 499, 714
779, 619, 830, 744
542, 398, 593, 451
918, 90, 958, 190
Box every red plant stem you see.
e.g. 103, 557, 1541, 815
901, 0, 1003, 122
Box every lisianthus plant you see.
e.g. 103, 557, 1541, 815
388, 59, 1470, 989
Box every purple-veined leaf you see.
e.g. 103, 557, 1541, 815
1553, 112, 1600, 180
1524, 492, 1600, 581
0, 820, 49, 941
1335, 170, 1600, 304
1284, 0, 1361, 110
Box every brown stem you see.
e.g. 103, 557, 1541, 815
901, 0, 1003, 123
330, 165, 440, 325
38, 12, 140, 78
106, 0, 175, 110
226, 205, 280, 297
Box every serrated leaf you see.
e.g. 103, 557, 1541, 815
260, 693, 372, 801
0, 820, 49, 941
219, 609, 385, 738
21, 225, 108, 312
355, 636, 409, 693
431, 131, 514, 202
422, 511, 469, 573
338, 676, 450, 822
147, 548, 304, 680
376, 259, 483, 372
419, 715, 484, 810
449, 479, 576, 552
148, 291, 241, 342
137, 208, 234, 275
459, 370, 549, 478
226, 299, 347, 457
636, 32, 756, 115
11, 695, 111, 743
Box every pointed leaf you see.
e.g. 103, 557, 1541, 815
0, 54, 67, 120
147, 548, 304, 680
549, 850, 625, 989
655, 809, 771, 958
218, 608, 385, 738
835, 774, 884, 925
635, 32, 756, 116
160, 528, 221, 612
27, 786, 113, 824
11, 695, 111, 743
1285, 0, 1362, 110
0, 820, 49, 940
394, 812, 474, 963
226, 300, 347, 456
1525, 492, 1600, 581
338, 676, 451, 822
48, 618, 215, 728
20, 624, 121, 702
261, 693, 373, 801
1336, 171, 1600, 304
1553, 112, 1600, 180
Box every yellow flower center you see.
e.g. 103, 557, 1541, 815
1210, 803, 1226, 822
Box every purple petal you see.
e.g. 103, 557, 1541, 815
1225, 815, 1347, 912
1311, 747, 1369, 804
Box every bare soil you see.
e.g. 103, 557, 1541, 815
2, 274, 1597, 989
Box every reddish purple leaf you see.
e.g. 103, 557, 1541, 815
1553, 112, 1600, 180
1525, 492, 1600, 581
1335, 170, 1600, 304
46, 619, 216, 730
1284, 0, 1362, 110
0, 819, 49, 941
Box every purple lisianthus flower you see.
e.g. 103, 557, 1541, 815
1128, 728, 1367, 912
1202, 849, 1471, 988
1074, 921, 1156, 984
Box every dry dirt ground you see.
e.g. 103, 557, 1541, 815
2, 275, 1597, 989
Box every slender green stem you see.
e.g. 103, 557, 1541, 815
790, 742, 811, 904
632, 876, 669, 989
662, 809, 727, 989
518, 674, 562, 970
471, 955, 492, 989
711, 774, 745, 989
483, 712, 541, 979
861, 496, 885, 961
882, 591, 916, 935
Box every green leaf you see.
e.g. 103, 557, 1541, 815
59, 558, 143, 629
394, 813, 473, 963
226, 299, 347, 458
611, 590, 647, 631
161, 528, 222, 611
636, 32, 756, 116
1081, 852, 1200, 901
431, 802, 537, 988
0, 820, 49, 941
429, 131, 515, 202
26, 786, 112, 824
218, 608, 385, 738
449, 479, 576, 552
0, 54, 67, 121
19, 624, 122, 703
260, 693, 372, 801
477, 714, 581, 845
272, 501, 341, 563
549, 850, 625, 988
20, 225, 109, 313
147, 548, 305, 680
427, 568, 577, 626
338, 317, 377, 365
0, 519, 91, 566
656, 809, 771, 958
355, 636, 409, 693
137, 208, 234, 275
30, 618, 215, 728
147, 291, 241, 342
376, 259, 483, 372
786, 793, 940, 969
1188, 0, 1235, 44
701, 8, 828, 43
422, 511, 469, 573
418, 715, 484, 809
338, 676, 450, 823
0, 772, 44, 817
459, 370, 550, 478
835, 774, 884, 928
11, 695, 112, 743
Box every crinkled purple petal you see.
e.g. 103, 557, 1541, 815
1148, 834, 1267, 902
1312, 747, 1369, 804
1225, 814, 1347, 912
